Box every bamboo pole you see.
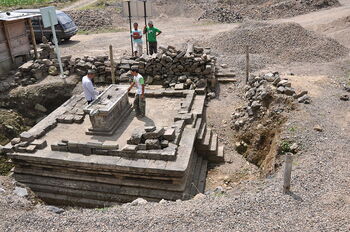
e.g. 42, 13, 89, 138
28, 18, 38, 60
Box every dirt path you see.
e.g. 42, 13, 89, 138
61, 0, 99, 11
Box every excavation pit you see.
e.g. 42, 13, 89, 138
6, 85, 225, 207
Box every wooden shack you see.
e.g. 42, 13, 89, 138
0, 12, 38, 75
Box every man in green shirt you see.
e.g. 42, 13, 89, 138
143, 21, 162, 55
127, 67, 146, 117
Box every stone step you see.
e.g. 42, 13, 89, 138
209, 133, 218, 153
197, 159, 208, 193
191, 95, 206, 117
207, 145, 225, 163
194, 117, 202, 135
197, 122, 207, 141
202, 128, 212, 149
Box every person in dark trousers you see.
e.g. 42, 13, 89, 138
127, 67, 145, 117
143, 21, 161, 55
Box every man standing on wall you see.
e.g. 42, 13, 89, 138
143, 21, 161, 55
127, 67, 146, 117
131, 22, 143, 57
82, 70, 99, 104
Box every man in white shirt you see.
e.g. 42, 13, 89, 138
82, 70, 99, 104
131, 22, 143, 57
127, 67, 145, 117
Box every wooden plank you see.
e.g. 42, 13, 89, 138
3, 21, 14, 63
28, 19, 38, 60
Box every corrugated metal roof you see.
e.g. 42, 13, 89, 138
0, 11, 40, 21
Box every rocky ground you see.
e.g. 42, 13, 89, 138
1, 0, 350, 231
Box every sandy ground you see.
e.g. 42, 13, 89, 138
1, 0, 350, 231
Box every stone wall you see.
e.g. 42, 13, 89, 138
2, 44, 216, 92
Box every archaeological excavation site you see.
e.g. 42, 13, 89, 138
0, 0, 349, 231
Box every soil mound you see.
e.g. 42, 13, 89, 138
208, 22, 349, 64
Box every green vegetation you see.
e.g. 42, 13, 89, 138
279, 140, 292, 154
1, 0, 50, 7
0, 155, 13, 176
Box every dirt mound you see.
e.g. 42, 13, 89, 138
227, 0, 341, 20
208, 22, 349, 64
0, 109, 27, 146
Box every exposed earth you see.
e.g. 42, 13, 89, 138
0, 0, 350, 231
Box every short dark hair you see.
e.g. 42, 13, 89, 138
87, 69, 96, 74
134, 22, 138, 25
131, 67, 139, 72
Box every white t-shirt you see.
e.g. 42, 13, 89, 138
82, 76, 99, 101
133, 74, 145, 95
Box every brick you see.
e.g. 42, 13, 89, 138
31, 139, 47, 149
25, 145, 37, 153
163, 128, 175, 141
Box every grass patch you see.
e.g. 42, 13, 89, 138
0, 155, 13, 176
0, 0, 78, 10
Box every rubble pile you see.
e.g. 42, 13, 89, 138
66, 9, 114, 31
198, 7, 243, 23
127, 126, 176, 150
117, 44, 216, 89
231, 72, 310, 131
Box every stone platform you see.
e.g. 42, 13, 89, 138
5, 85, 225, 207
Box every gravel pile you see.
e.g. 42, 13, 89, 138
230, 0, 341, 20
209, 22, 349, 64
198, 7, 243, 23
65, 9, 114, 31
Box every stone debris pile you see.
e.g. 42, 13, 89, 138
117, 44, 216, 90
198, 7, 243, 23
66, 9, 114, 31
127, 126, 176, 150
232, 72, 310, 131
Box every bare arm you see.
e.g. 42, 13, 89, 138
128, 82, 135, 92
141, 84, 145, 98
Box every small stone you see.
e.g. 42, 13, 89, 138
127, 129, 144, 145
314, 125, 323, 132
174, 83, 184, 90
20, 132, 34, 142
284, 87, 295, 96
340, 95, 349, 101
163, 128, 175, 141
11, 138, 21, 145
0, 188, 5, 194
290, 143, 299, 153
144, 126, 156, 132
159, 199, 168, 204
131, 198, 147, 206
293, 90, 308, 99
214, 186, 225, 194
298, 95, 311, 104
277, 86, 285, 93
277, 80, 291, 87
46, 206, 65, 214
207, 92, 216, 99
48, 66, 59, 76
193, 193, 206, 200
145, 139, 161, 150
13, 187, 28, 197
34, 103, 47, 113
160, 140, 169, 148
251, 101, 261, 110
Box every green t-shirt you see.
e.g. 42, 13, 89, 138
146, 26, 161, 42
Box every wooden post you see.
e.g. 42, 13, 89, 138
109, 45, 116, 84
28, 18, 38, 60
3, 21, 15, 63
245, 45, 249, 84
283, 153, 293, 194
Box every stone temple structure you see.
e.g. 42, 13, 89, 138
4, 84, 225, 207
